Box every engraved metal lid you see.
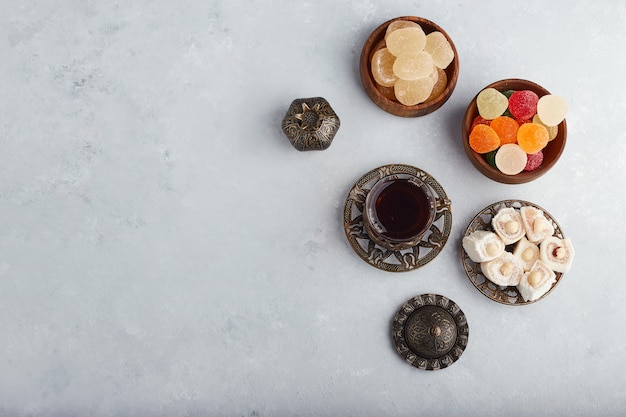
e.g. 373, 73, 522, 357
281, 97, 340, 151
392, 294, 469, 370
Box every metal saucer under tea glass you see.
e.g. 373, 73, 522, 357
343, 164, 452, 272
392, 294, 469, 370
461, 199, 566, 305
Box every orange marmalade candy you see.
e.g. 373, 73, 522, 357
469, 124, 500, 154
517, 123, 549, 154
490, 116, 519, 145
532, 114, 558, 140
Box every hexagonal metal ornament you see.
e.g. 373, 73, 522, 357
281, 97, 340, 151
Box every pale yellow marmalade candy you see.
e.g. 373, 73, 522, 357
427, 65, 439, 84
394, 77, 435, 106
385, 26, 426, 57
371, 47, 397, 87
532, 114, 559, 140
536, 95, 568, 127
476, 88, 509, 120
392, 51, 433, 80
427, 67, 447, 101
423, 31, 454, 69
384, 20, 419, 41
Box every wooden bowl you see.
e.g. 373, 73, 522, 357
359, 16, 459, 117
462, 79, 567, 184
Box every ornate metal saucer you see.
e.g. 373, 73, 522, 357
343, 164, 452, 272
461, 199, 566, 305
392, 294, 469, 370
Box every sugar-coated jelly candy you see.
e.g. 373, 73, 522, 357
423, 31, 454, 69
517, 122, 549, 154
508, 90, 539, 120
371, 48, 397, 87
485, 149, 498, 168
394, 77, 434, 106
426, 67, 447, 101
470, 115, 490, 130
532, 114, 558, 140
427, 65, 439, 84
537, 95, 568, 127
490, 116, 519, 145
392, 51, 433, 80
476, 88, 509, 120
376, 83, 396, 101
495, 144, 528, 175
385, 26, 426, 57
524, 150, 544, 172
502, 89, 515, 99
385, 20, 420, 41
469, 124, 500, 154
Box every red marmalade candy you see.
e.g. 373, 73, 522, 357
470, 115, 491, 130
508, 90, 539, 120
524, 150, 544, 171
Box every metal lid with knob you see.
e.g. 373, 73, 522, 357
392, 294, 469, 370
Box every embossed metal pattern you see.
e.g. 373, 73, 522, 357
343, 164, 452, 272
392, 294, 469, 371
461, 199, 565, 305
404, 305, 457, 359
281, 97, 340, 151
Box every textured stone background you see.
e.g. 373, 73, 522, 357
1, 1, 624, 416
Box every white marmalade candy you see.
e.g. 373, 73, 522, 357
517, 260, 557, 302
540, 236, 574, 273
536, 95, 568, 127
481, 252, 524, 287
495, 144, 527, 175
513, 236, 539, 271
462, 230, 505, 263
492, 207, 525, 245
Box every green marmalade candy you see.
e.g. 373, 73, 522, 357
485, 149, 498, 169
